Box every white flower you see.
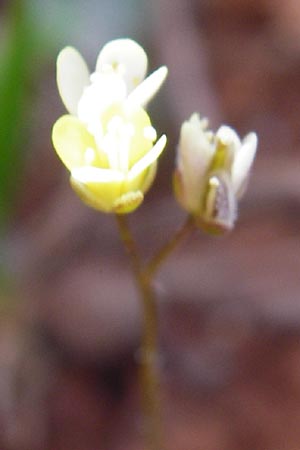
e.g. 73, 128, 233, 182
173, 113, 258, 232
52, 39, 168, 214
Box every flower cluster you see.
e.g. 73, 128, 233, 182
52, 38, 258, 230
52, 39, 168, 213
173, 114, 258, 233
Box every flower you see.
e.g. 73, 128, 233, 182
173, 113, 258, 233
52, 39, 168, 213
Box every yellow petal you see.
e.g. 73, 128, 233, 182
127, 107, 155, 167
52, 115, 108, 171
70, 163, 156, 213
70, 176, 123, 212
121, 164, 155, 196
128, 135, 167, 180
99, 103, 154, 169
138, 162, 157, 194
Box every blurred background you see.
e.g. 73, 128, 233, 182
1, 0, 300, 449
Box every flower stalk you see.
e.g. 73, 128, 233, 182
116, 214, 162, 450
52, 36, 258, 450
116, 214, 195, 450
145, 215, 195, 279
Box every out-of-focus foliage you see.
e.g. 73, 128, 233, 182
0, 1, 38, 229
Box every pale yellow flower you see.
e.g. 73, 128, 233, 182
174, 114, 258, 233
52, 39, 168, 213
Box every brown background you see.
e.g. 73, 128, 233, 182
1, 0, 300, 449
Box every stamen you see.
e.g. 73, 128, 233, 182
143, 126, 157, 141
102, 115, 134, 173
102, 134, 119, 171
209, 176, 219, 187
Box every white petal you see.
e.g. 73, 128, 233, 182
128, 135, 167, 180
57, 47, 90, 115
215, 125, 242, 171
216, 125, 241, 154
127, 66, 168, 107
96, 38, 148, 93
77, 72, 127, 128
176, 114, 214, 211
232, 132, 258, 195
189, 113, 210, 131
71, 166, 124, 183
178, 114, 214, 175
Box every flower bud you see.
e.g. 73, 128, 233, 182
174, 113, 257, 233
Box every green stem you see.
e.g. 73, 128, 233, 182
115, 214, 195, 450
145, 215, 195, 279
115, 214, 141, 278
138, 273, 163, 450
116, 214, 163, 450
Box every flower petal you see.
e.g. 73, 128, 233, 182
127, 66, 168, 107
138, 162, 157, 194
213, 125, 241, 171
232, 132, 258, 196
128, 135, 167, 180
71, 166, 124, 183
96, 38, 148, 93
178, 114, 214, 177
95, 102, 154, 170
216, 125, 241, 149
71, 165, 155, 212
70, 176, 122, 212
70, 168, 125, 212
57, 47, 90, 115
77, 72, 127, 130
52, 115, 98, 171
176, 113, 214, 212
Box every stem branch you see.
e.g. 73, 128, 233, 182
116, 214, 195, 450
145, 215, 194, 279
